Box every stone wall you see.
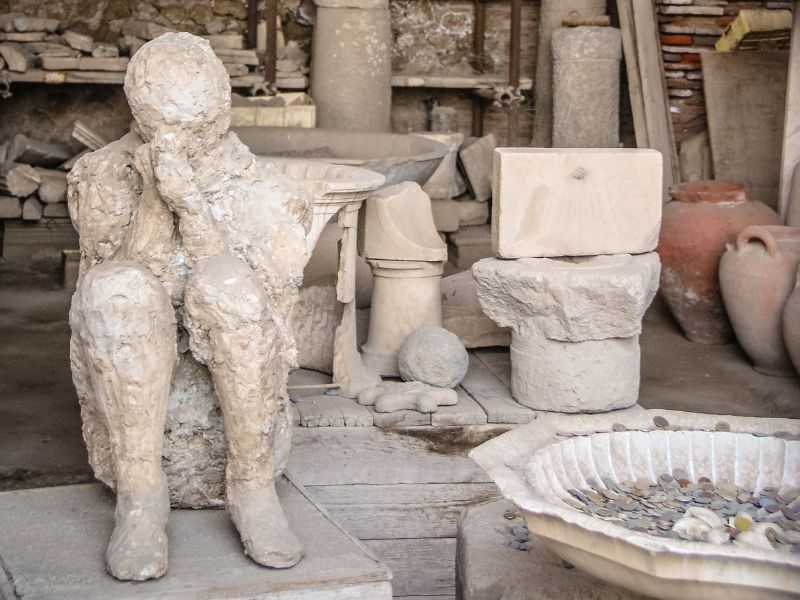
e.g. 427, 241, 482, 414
657, 0, 793, 145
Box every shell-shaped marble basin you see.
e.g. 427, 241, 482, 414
233, 126, 447, 187
470, 409, 800, 600
264, 156, 385, 202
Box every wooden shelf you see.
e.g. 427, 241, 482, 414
391, 74, 532, 90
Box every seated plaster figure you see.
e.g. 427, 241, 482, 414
67, 32, 310, 580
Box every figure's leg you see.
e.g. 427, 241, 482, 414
70, 261, 177, 581
184, 255, 303, 569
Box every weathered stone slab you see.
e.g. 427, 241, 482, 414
41, 56, 130, 71
21, 195, 42, 220
458, 133, 496, 202
0, 194, 21, 218
456, 196, 489, 226
492, 148, 662, 258
416, 132, 465, 200
62, 30, 94, 52
0, 42, 33, 72
442, 270, 510, 348
431, 198, 461, 232
0, 479, 392, 600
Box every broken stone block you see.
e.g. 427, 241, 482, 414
552, 26, 622, 148
223, 62, 248, 77
448, 224, 493, 269
12, 16, 60, 33
492, 148, 663, 258
472, 254, 659, 412
22, 195, 43, 220
121, 19, 173, 41
119, 35, 145, 56
0, 195, 21, 218
0, 31, 46, 42
430, 198, 460, 233
21, 41, 80, 57
458, 133, 496, 202
7, 134, 71, 168
203, 34, 244, 50
441, 270, 510, 348
41, 56, 130, 71
472, 254, 660, 341
0, 42, 33, 71
456, 196, 489, 226
62, 30, 94, 53
0, 161, 40, 197
42, 202, 69, 218
213, 47, 258, 65
416, 132, 465, 200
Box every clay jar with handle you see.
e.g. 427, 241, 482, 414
657, 181, 781, 344
782, 265, 800, 376
719, 225, 800, 376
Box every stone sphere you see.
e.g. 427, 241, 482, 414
398, 326, 469, 388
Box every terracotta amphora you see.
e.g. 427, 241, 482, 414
657, 181, 781, 344
719, 225, 800, 376
782, 265, 800, 376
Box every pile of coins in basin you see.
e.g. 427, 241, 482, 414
563, 470, 800, 553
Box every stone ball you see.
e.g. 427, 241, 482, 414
398, 326, 469, 388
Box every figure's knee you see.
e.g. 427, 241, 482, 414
185, 256, 264, 329
71, 261, 175, 338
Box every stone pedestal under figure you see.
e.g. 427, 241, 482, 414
68, 33, 309, 581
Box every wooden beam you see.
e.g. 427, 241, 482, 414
779, 7, 800, 221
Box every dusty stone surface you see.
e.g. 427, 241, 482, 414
552, 26, 621, 148
457, 498, 642, 599
67, 33, 309, 581
458, 133, 496, 203
449, 224, 493, 269
457, 196, 489, 227
442, 270, 510, 348
431, 198, 461, 233
492, 148, 663, 259
472, 255, 659, 412
358, 380, 458, 413
311, 0, 392, 131
398, 326, 469, 388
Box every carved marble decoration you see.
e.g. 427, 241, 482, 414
68, 33, 313, 581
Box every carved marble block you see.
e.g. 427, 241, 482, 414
492, 148, 663, 259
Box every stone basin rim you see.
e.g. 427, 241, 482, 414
263, 157, 386, 198
469, 408, 800, 570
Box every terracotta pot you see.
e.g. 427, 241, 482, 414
719, 225, 800, 376
657, 181, 781, 344
782, 266, 800, 376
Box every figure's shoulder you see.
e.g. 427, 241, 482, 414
70, 132, 141, 181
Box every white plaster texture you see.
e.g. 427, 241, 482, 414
68, 33, 310, 581
492, 148, 663, 259
358, 380, 458, 413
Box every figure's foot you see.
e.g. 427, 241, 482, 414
106, 480, 170, 581
226, 480, 304, 569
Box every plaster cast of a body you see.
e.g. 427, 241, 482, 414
68, 33, 310, 581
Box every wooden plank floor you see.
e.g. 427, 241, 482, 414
288, 351, 534, 429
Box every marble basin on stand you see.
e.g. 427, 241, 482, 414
470, 409, 800, 600
235, 126, 448, 187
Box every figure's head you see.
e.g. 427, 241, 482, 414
124, 32, 231, 147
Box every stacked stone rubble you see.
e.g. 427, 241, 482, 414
473, 148, 663, 413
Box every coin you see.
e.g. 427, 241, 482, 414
653, 415, 669, 428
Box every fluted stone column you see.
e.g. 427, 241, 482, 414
310, 0, 392, 132
552, 26, 622, 148
531, 0, 606, 147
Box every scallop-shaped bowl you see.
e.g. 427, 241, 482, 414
470, 408, 800, 600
